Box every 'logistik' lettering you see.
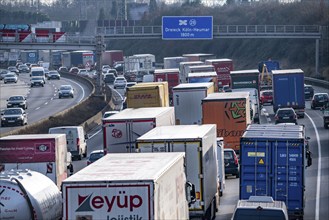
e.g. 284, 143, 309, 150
107, 215, 142, 220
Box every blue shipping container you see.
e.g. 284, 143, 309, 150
272, 69, 305, 115
258, 60, 280, 73
240, 130, 305, 218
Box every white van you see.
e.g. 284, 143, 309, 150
49, 126, 87, 160
30, 66, 46, 83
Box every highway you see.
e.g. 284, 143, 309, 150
0, 73, 92, 134
71, 85, 329, 220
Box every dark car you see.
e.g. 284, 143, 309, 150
1, 108, 27, 127
7, 95, 27, 110
7, 66, 19, 75
58, 85, 74, 98
69, 67, 79, 74
48, 70, 61, 80
104, 73, 116, 84
58, 66, 69, 74
0, 69, 10, 80
260, 90, 273, 105
30, 76, 45, 87
224, 148, 240, 178
304, 84, 314, 100
87, 150, 105, 165
311, 93, 329, 110
274, 108, 297, 125
17, 64, 30, 73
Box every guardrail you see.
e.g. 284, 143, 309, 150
305, 77, 329, 88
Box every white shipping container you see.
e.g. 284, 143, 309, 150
163, 56, 188, 69
102, 107, 175, 153
62, 153, 189, 220
179, 61, 204, 83
173, 82, 214, 125
136, 125, 219, 219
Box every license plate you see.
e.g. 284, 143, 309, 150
305, 92, 310, 94
283, 117, 290, 119
8, 120, 15, 123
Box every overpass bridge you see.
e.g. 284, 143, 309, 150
0, 24, 325, 73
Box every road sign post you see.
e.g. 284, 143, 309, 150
162, 16, 213, 40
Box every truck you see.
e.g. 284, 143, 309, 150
126, 82, 169, 108
20, 50, 39, 64
62, 50, 94, 68
102, 107, 175, 153
258, 59, 280, 89
163, 56, 188, 69
202, 92, 251, 153
205, 59, 234, 89
230, 69, 260, 93
0, 169, 63, 220
182, 53, 216, 62
272, 69, 305, 118
124, 54, 156, 75
102, 50, 124, 67
62, 152, 193, 220
136, 124, 219, 220
189, 64, 215, 73
179, 61, 204, 83
154, 68, 180, 101
0, 134, 72, 189
188, 71, 218, 92
173, 82, 214, 125
239, 125, 310, 219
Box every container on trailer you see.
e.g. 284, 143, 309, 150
187, 71, 218, 91
102, 107, 175, 153
62, 153, 191, 220
173, 82, 214, 125
102, 50, 124, 67
230, 69, 260, 92
239, 128, 306, 219
154, 68, 180, 101
163, 56, 189, 69
182, 53, 216, 62
189, 65, 215, 73
136, 124, 219, 220
179, 61, 204, 83
205, 58, 233, 88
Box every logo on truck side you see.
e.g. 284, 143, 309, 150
225, 101, 246, 121
76, 191, 143, 212
112, 129, 122, 138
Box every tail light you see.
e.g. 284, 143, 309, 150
77, 138, 80, 150
196, 192, 201, 200
234, 154, 239, 165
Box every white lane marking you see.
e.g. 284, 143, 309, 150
305, 112, 321, 220
35, 107, 40, 110
88, 129, 102, 139
44, 102, 48, 105
65, 78, 85, 103
50, 98, 53, 100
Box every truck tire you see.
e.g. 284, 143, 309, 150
236, 172, 240, 178
83, 146, 87, 158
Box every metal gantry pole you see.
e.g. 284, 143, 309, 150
315, 39, 319, 75
95, 35, 105, 97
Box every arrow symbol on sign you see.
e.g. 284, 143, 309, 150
179, 20, 187, 26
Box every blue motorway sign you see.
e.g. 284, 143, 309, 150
162, 16, 213, 40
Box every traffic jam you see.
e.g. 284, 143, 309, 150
1, 41, 329, 219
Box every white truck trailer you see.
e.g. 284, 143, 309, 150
136, 124, 219, 220
0, 169, 63, 220
102, 107, 175, 153
0, 134, 71, 189
62, 152, 193, 220
173, 82, 214, 125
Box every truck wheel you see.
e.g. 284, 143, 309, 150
236, 172, 240, 178
78, 154, 82, 160
83, 146, 87, 158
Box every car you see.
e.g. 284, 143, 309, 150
30, 76, 45, 87
260, 90, 273, 105
102, 65, 111, 73
58, 84, 74, 98
231, 196, 289, 220
113, 76, 127, 89
106, 68, 118, 77
0, 69, 10, 80
69, 67, 79, 74
224, 148, 240, 178
274, 107, 297, 125
3, 73, 18, 84
7, 95, 27, 110
17, 64, 30, 73
260, 84, 272, 91
29, 63, 39, 69
102, 110, 119, 119
44, 68, 50, 78
77, 68, 89, 76
304, 84, 314, 100
87, 150, 105, 165
126, 82, 137, 88
47, 70, 61, 80
7, 66, 19, 75
222, 85, 232, 92
311, 93, 329, 110
58, 66, 69, 74
103, 73, 116, 84
1, 108, 27, 127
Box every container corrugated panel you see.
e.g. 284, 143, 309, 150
239, 130, 305, 217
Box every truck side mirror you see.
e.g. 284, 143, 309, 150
186, 181, 196, 207
306, 150, 312, 167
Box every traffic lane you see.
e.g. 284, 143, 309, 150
0, 75, 91, 133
